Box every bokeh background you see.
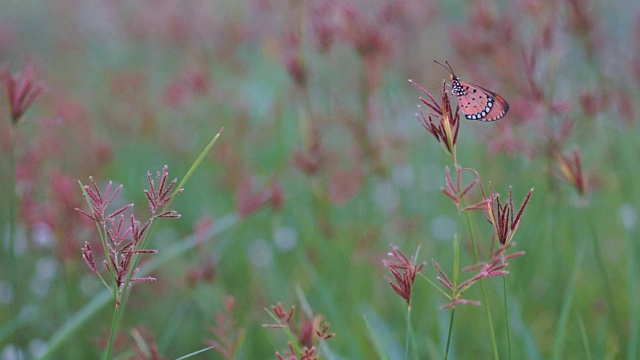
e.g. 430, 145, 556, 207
1, 0, 640, 358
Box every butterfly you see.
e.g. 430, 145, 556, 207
435, 60, 509, 122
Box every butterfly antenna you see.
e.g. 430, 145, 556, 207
433, 60, 455, 75
445, 61, 455, 74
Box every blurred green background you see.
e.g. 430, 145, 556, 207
1, 0, 640, 359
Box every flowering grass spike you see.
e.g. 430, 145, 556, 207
1, 64, 47, 125
410, 80, 461, 160
264, 302, 335, 360
485, 185, 534, 246
558, 148, 588, 197
383, 245, 425, 304
76, 166, 183, 304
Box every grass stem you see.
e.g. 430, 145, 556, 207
461, 198, 499, 360
444, 308, 455, 360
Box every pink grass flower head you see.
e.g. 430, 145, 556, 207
145, 165, 183, 217
557, 147, 588, 197
328, 165, 364, 205
162, 69, 210, 108
441, 166, 488, 212
410, 80, 460, 160
205, 296, 244, 360
264, 302, 296, 329
309, 0, 339, 53
579, 88, 610, 117
81, 241, 97, 273
295, 312, 335, 349
485, 185, 534, 246
383, 245, 425, 304
315, 319, 335, 342
77, 166, 183, 304
337, 2, 390, 59
185, 258, 216, 287
236, 177, 284, 218
1, 64, 47, 125
76, 177, 133, 224
293, 139, 325, 176
103, 214, 158, 294
282, 32, 307, 88
276, 343, 318, 360
264, 302, 334, 358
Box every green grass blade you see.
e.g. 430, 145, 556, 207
362, 308, 397, 360
577, 313, 593, 360
175, 346, 214, 360
504, 296, 541, 360
172, 128, 224, 200
551, 247, 584, 360
624, 228, 638, 359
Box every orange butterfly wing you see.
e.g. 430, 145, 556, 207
451, 79, 509, 122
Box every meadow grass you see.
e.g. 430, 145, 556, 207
0, 0, 639, 359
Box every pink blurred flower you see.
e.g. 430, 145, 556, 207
236, 177, 284, 218
162, 69, 210, 108
205, 296, 244, 360
557, 148, 588, 197
1, 64, 47, 125
328, 166, 363, 205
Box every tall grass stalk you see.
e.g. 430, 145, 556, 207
609, 126, 639, 359
624, 227, 638, 359
577, 313, 593, 360
404, 304, 411, 360
7, 126, 19, 345
460, 197, 499, 360
583, 210, 621, 340
551, 247, 584, 360
442, 235, 461, 360
502, 277, 512, 360
78, 129, 223, 359
443, 308, 455, 360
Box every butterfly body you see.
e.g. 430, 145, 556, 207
436, 61, 509, 122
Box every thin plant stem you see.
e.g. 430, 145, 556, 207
551, 247, 584, 360
443, 234, 460, 359
608, 126, 639, 358
625, 228, 638, 360
452, 151, 500, 360
8, 126, 19, 345
584, 210, 622, 340
460, 197, 499, 360
451, 150, 457, 169
404, 304, 411, 360
104, 304, 119, 360
576, 313, 593, 360
443, 308, 455, 360
357, 57, 386, 177
502, 277, 512, 360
